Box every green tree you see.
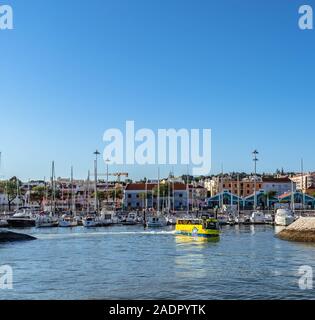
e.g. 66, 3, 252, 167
31, 185, 46, 205
0, 177, 22, 210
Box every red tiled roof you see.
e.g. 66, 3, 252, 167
278, 192, 291, 199
125, 182, 187, 191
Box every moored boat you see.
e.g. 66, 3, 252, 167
146, 215, 168, 228
59, 214, 78, 227
100, 209, 119, 226
175, 217, 220, 238
82, 215, 100, 227
36, 213, 59, 228
250, 211, 265, 224
0, 219, 9, 228
275, 208, 295, 226
122, 212, 138, 225
7, 208, 36, 228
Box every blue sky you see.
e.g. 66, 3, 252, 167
0, 0, 314, 181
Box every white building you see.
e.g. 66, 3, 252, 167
290, 172, 315, 192
262, 177, 294, 196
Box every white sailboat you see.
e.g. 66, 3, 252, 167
37, 161, 59, 228
146, 168, 167, 228
59, 166, 78, 227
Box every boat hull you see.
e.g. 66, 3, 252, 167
175, 224, 219, 238
7, 219, 36, 228
59, 221, 78, 227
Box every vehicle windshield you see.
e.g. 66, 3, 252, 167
205, 221, 219, 230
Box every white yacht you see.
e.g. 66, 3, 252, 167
82, 215, 100, 227
0, 219, 8, 228
122, 212, 138, 225
250, 211, 265, 224
7, 208, 36, 228
59, 214, 78, 227
36, 213, 59, 228
264, 213, 274, 224
100, 209, 119, 226
275, 208, 295, 226
146, 215, 168, 228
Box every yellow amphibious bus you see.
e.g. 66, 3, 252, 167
175, 217, 220, 238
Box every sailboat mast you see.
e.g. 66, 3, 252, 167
186, 166, 189, 215
51, 161, 56, 215
71, 166, 75, 214
157, 168, 160, 213
301, 158, 305, 211
87, 170, 90, 214
291, 180, 295, 213
145, 178, 148, 212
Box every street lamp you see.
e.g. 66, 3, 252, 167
252, 150, 259, 209
105, 158, 110, 204
93, 150, 100, 213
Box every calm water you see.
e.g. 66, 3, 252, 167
1, 225, 315, 300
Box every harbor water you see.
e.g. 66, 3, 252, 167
1, 225, 315, 300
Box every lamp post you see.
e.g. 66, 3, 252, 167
93, 150, 100, 213
252, 150, 259, 209
105, 158, 110, 205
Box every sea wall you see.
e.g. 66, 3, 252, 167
277, 217, 315, 242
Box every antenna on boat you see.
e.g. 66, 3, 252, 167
186, 165, 189, 215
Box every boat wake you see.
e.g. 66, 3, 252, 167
36, 229, 176, 240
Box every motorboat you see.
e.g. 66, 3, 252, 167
275, 208, 295, 226
250, 211, 265, 224
36, 213, 59, 228
122, 212, 138, 225
0, 219, 8, 228
7, 208, 36, 228
146, 214, 168, 228
82, 215, 100, 227
227, 215, 236, 225
100, 209, 119, 226
264, 213, 274, 224
59, 214, 78, 227
217, 214, 228, 225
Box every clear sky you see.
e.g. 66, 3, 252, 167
0, 0, 314, 181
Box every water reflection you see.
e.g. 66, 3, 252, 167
175, 234, 219, 245
174, 235, 219, 279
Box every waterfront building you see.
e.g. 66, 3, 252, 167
207, 190, 243, 208
243, 190, 279, 209
278, 191, 315, 209
262, 177, 293, 196
290, 172, 315, 192
206, 176, 263, 197
123, 182, 189, 210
